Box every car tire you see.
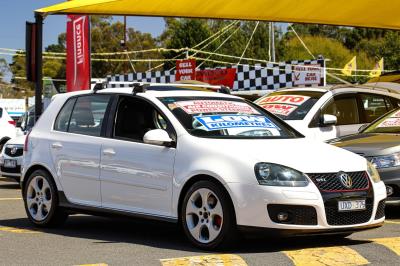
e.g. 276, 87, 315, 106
181, 180, 237, 250
23, 169, 68, 227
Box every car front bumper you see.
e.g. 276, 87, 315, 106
227, 180, 387, 233
0, 154, 23, 181
378, 167, 400, 205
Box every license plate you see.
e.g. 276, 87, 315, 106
3, 159, 17, 168
338, 200, 366, 212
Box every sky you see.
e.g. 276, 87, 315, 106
0, 0, 165, 63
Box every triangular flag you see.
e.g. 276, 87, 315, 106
369, 58, 384, 77
341, 56, 357, 76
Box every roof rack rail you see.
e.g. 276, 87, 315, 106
105, 81, 231, 94
329, 83, 400, 94
92, 81, 107, 93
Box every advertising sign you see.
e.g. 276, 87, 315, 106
196, 68, 237, 88
256, 95, 310, 116
176, 100, 259, 114
293, 64, 322, 86
66, 15, 90, 92
194, 115, 277, 131
176, 59, 196, 81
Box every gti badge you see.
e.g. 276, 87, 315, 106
338, 172, 352, 189
10, 147, 18, 155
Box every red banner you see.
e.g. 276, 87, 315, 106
66, 15, 90, 92
176, 59, 196, 81
196, 68, 237, 88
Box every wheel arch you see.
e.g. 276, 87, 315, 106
177, 174, 237, 223
22, 164, 57, 192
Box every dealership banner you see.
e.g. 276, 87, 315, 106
107, 58, 325, 91
66, 15, 90, 92
196, 68, 237, 88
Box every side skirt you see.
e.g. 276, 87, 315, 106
58, 191, 178, 223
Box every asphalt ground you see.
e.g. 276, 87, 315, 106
0, 177, 399, 266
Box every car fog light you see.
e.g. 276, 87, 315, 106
386, 186, 394, 197
277, 212, 289, 222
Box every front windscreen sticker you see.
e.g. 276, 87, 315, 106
262, 104, 297, 116
176, 100, 259, 114
194, 115, 277, 131
257, 95, 310, 116
377, 118, 400, 128
390, 110, 400, 118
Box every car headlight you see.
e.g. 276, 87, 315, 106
367, 153, 400, 169
367, 161, 381, 183
254, 163, 309, 187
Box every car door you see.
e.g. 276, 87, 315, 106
308, 93, 361, 140
50, 94, 112, 207
100, 95, 176, 217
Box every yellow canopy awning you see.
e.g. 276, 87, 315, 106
36, 0, 400, 30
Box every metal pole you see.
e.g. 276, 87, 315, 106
271, 22, 276, 62
34, 13, 43, 122
124, 16, 127, 74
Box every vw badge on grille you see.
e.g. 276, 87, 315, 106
338, 172, 352, 189
10, 147, 18, 155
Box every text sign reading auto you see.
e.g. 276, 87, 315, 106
257, 95, 310, 116
195, 115, 277, 131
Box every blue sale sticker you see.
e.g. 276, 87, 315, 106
194, 115, 278, 131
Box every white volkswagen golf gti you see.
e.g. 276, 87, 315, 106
22, 85, 386, 249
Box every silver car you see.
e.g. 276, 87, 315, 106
331, 108, 400, 206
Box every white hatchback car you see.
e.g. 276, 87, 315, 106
22, 85, 386, 249
0, 135, 25, 182
255, 85, 400, 141
0, 106, 17, 151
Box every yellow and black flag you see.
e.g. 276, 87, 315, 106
341, 56, 357, 76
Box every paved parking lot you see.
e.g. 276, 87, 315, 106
0, 177, 399, 266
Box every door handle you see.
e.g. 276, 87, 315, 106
51, 142, 63, 149
103, 149, 116, 156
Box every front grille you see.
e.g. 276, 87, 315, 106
4, 146, 23, 157
267, 204, 318, 225
375, 200, 386, 220
1, 166, 21, 174
307, 171, 369, 192
325, 204, 373, 225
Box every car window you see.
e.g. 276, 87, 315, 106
0, 108, 2, 118
159, 96, 302, 139
255, 91, 325, 120
359, 93, 390, 123
68, 95, 111, 137
54, 98, 76, 132
363, 108, 400, 134
113, 96, 172, 142
322, 95, 359, 125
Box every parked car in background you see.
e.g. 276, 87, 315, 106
21, 84, 386, 249
330, 108, 400, 206
254, 85, 400, 141
0, 135, 25, 182
0, 106, 17, 151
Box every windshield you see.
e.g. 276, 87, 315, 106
158, 96, 301, 139
363, 109, 400, 134
255, 91, 325, 120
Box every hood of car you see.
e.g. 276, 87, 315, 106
331, 133, 400, 157
6, 135, 26, 146
197, 137, 367, 174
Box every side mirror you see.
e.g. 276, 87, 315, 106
143, 129, 174, 146
358, 124, 368, 133
321, 114, 337, 126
